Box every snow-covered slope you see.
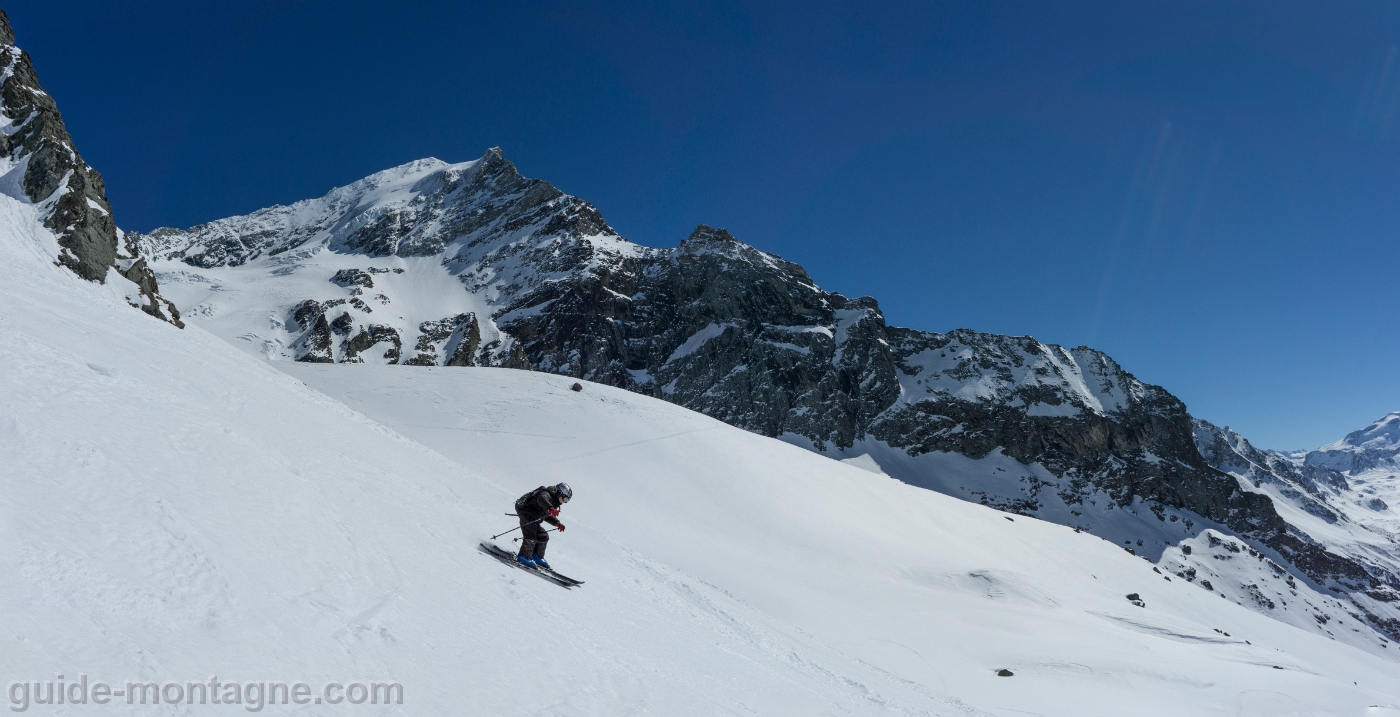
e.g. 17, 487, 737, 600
7, 184, 1400, 713
1, 189, 931, 715
272, 365, 1400, 715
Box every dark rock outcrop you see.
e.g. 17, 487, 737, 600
297, 315, 334, 363
404, 313, 480, 367
331, 268, 374, 289
343, 325, 401, 364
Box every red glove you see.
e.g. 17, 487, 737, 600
547, 508, 559, 518
556, 522, 565, 532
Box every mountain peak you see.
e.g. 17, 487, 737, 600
1330, 411, 1400, 452
1304, 411, 1400, 475
475, 145, 523, 180
0, 11, 13, 47
682, 224, 737, 246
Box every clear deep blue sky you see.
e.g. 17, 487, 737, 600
8, 1, 1399, 449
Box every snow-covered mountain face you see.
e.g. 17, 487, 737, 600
136, 148, 1400, 644
1193, 417, 1400, 643
136, 155, 1262, 542
137, 150, 624, 362
0, 11, 179, 326
1300, 413, 1400, 534
1194, 418, 1352, 524
1309, 412, 1400, 476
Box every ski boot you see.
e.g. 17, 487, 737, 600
515, 554, 537, 568
532, 556, 550, 569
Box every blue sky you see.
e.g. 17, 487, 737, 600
9, 1, 1399, 449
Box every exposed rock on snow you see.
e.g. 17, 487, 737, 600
330, 267, 375, 289
405, 313, 479, 367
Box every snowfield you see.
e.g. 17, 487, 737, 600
4, 190, 1400, 715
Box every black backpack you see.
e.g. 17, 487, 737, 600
515, 486, 549, 513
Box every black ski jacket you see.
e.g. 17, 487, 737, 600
515, 486, 563, 526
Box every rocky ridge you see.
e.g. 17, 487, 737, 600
1194, 419, 1352, 524
0, 11, 179, 326
136, 148, 1398, 643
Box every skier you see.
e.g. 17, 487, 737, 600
513, 483, 572, 568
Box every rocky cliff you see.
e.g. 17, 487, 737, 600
0, 10, 179, 326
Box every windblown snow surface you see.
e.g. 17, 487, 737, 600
4, 192, 1400, 715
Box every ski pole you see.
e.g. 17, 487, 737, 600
491, 516, 547, 541
512, 527, 558, 542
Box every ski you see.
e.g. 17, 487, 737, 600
536, 566, 585, 586
477, 542, 582, 587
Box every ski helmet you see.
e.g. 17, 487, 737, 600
554, 482, 573, 503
